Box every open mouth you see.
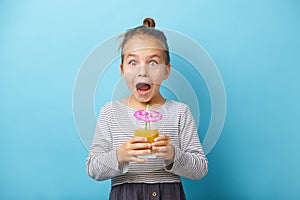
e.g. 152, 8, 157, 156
136, 83, 151, 96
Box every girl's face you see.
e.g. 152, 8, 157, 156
120, 35, 170, 105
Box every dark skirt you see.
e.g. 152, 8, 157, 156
109, 182, 186, 200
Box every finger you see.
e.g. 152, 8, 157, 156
154, 135, 169, 142
129, 157, 148, 163
129, 149, 151, 156
152, 140, 169, 147
129, 137, 147, 143
131, 143, 151, 150
152, 146, 167, 153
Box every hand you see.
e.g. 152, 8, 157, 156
152, 135, 175, 161
117, 137, 151, 163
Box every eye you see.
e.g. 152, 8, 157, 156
129, 60, 137, 66
149, 60, 158, 66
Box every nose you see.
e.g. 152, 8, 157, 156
137, 65, 148, 77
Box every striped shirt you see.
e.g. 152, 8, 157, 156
86, 100, 208, 186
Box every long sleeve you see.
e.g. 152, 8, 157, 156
86, 100, 207, 186
86, 103, 128, 181
164, 105, 208, 180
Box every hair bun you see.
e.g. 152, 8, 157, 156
143, 18, 155, 28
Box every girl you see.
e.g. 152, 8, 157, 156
86, 18, 208, 200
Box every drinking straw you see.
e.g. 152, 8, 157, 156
145, 104, 151, 130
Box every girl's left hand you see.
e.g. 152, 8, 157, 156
152, 135, 175, 161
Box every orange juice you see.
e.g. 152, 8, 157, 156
134, 129, 159, 143
135, 129, 159, 158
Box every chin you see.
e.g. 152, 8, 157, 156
130, 89, 152, 103
134, 95, 152, 103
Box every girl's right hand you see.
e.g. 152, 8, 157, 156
116, 137, 151, 163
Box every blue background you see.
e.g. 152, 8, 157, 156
1, 0, 299, 199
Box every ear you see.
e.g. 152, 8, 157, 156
163, 64, 171, 80
120, 64, 124, 77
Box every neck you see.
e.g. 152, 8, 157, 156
124, 93, 166, 110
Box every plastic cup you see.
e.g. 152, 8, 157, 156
134, 129, 159, 158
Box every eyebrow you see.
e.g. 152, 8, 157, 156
147, 54, 161, 59
125, 54, 138, 58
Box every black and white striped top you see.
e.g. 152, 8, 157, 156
86, 100, 208, 186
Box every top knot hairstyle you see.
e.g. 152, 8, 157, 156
143, 18, 156, 28
119, 18, 170, 65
